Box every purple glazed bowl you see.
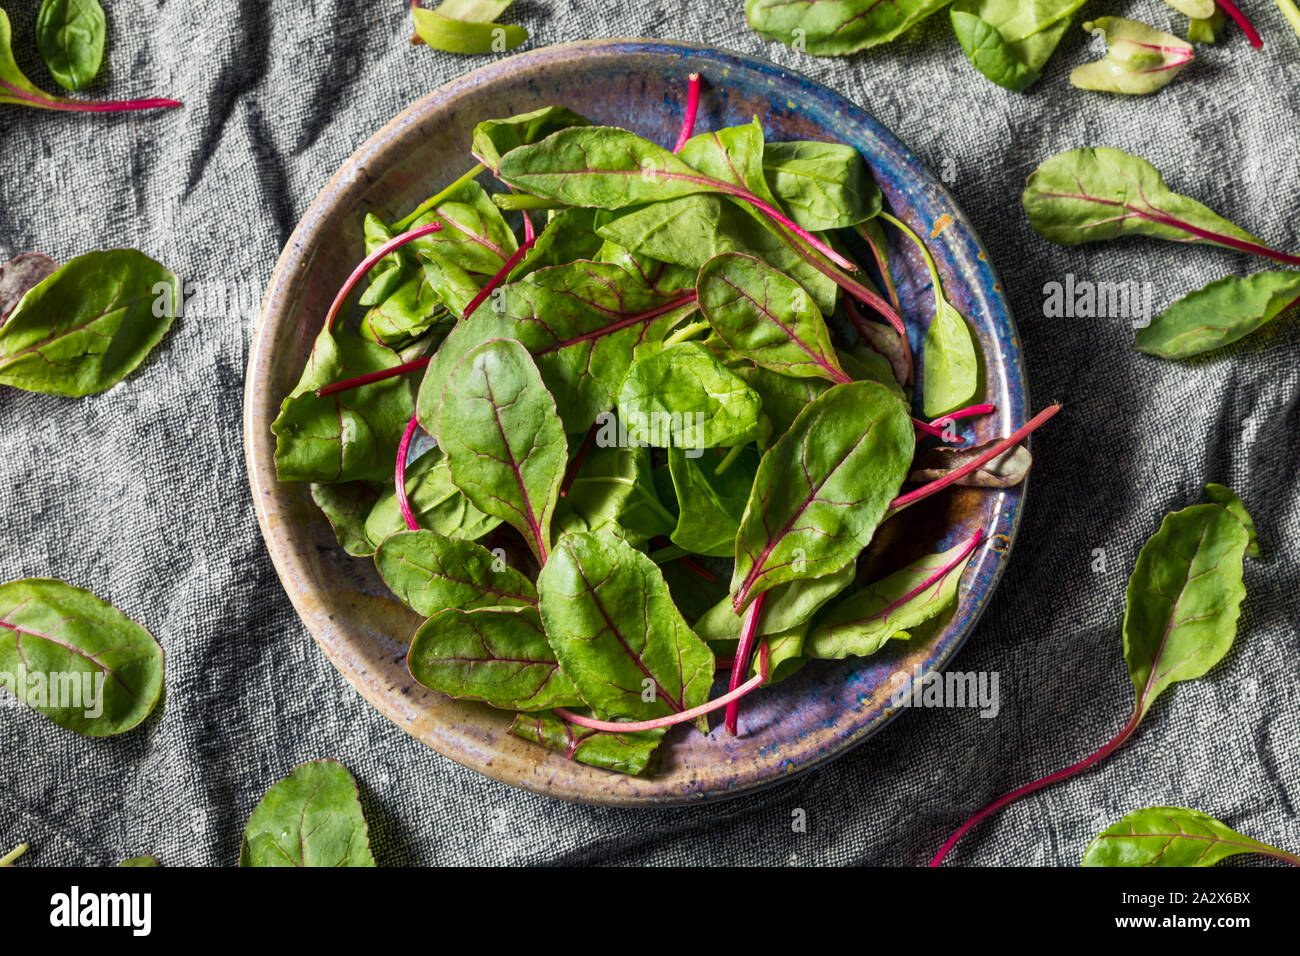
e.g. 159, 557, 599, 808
243, 38, 1030, 805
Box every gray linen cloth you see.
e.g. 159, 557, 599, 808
1, 0, 1296, 866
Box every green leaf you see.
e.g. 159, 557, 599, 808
744, 0, 955, 55
1070, 18, 1194, 95
437, 339, 566, 561
838, 346, 907, 401
36, 0, 105, 92
1164, 0, 1216, 19
416, 180, 518, 277
807, 538, 976, 658
473, 105, 591, 172
509, 711, 665, 775
419, 260, 694, 434
537, 531, 714, 720
411, 6, 527, 55
597, 193, 838, 314
667, 446, 760, 557
408, 606, 580, 711
510, 207, 605, 278
951, 12, 1039, 92
1022, 148, 1266, 253
697, 252, 848, 383
951, 0, 1084, 91
1082, 806, 1295, 867
738, 364, 829, 440
272, 328, 414, 484
364, 447, 501, 548
375, 529, 537, 616
240, 760, 375, 867
0, 578, 163, 736
1204, 483, 1259, 558
554, 442, 674, 545
1122, 503, 1249, 722
909, 440, 1032, 487
1187, 9, 1225, 42
362, 273, 450, 348
679, 120, 779, 203
698, 563, 856, 645
1134, 271, 1300, 359
762, 141, 879, 230
617, 342, 762, 449
0, 250, 178, 397
311, 482, 382, 557
731, 381, 914, 610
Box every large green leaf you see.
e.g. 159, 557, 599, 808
1082, 807, 1295, 867
375, 529, 537, 616
36, 0, 106, 92
697, 252, 848, 383
617, 342, 762, 449
731, 381, 914, 610
408, 606, 580, 711
807, 538, 976, 658
509, 711, 665, 775
744, 0, 954, 55
1134, 271, 1300, 359
272, 328, 414, 483
537, 531, 714, 720
0, 578, 163, 736
240, 760, 375, 867
0, 250, 179, 397
1122, 502, 1249, 721
437, 339, 567, 561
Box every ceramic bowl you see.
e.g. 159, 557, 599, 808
243, 38, 1029, 805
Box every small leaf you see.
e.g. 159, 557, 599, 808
408, 606, 579, 711
1123, 503, 1249, 721
745, 0, 954, 55
310, 482, 381, 557
1070, 18, 1194, 95
364, 448, 500, 548
1134, 271, 1300, 359
437, 339, 566, 561
1204, 483, 1259, 558
617, 342, 762, 449
667, 446, 760, 557
0, 578, 163, 736
697, 252, 848, 383
731, 381, 914, 610
762, 140, 879, 230
472, 105, 590, 172
509, 711, 665, 775
375, 529, 537, 616
0, 250, 179, 397
411, 6, 527, 55
36, 0, 106, 92
240, 760, 375, 867
1082, 806, 1294, 867
537, 531, 714, 720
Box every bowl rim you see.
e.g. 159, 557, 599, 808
243, 37, 1029, 806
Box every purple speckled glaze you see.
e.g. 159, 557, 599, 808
244, 39, 1030, 805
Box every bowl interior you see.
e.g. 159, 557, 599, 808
244, 39, 1028, 805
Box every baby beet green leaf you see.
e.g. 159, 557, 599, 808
509, 711, 665, 775
762, 141, 880, 230
909, 441, 1032, 487
364, 448, 500, 548
37, 0, 106, 92
1134, 271, 1300, 359
240, 760, 375, 867
1082, 807, 1300, 867
698, 563, 856, 646
0, 253, 58, 324
0, 250, 179, 397
739, 364, 829, 440
732, 380, 915, 612
950, 0, 1083, 93
1205, 483, 1259, 557
0, 578, 163, 736
375, 529, 537, 616
807, 531, 983, 659
411, 4, 527, 55
678, 120, 780, 205
273, 329, 415, 483
697, 252, 850, 383
933, 494, 1253, 866
472, 105, 590, 172
537, 531, 714, 720
745, 0, 953, 55
554, 442, 672, 545
1123, 503, 1248, 722
1070, 18, 1194, 95
0, 9, 176, 112
437, 339, 566, 562
667, 446, 760, 558
311, 482, 382, 557
878, 213, 978, 417
1022, 148, 1300, 266
617, 342, 762, 449
408, 606, 580, 711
